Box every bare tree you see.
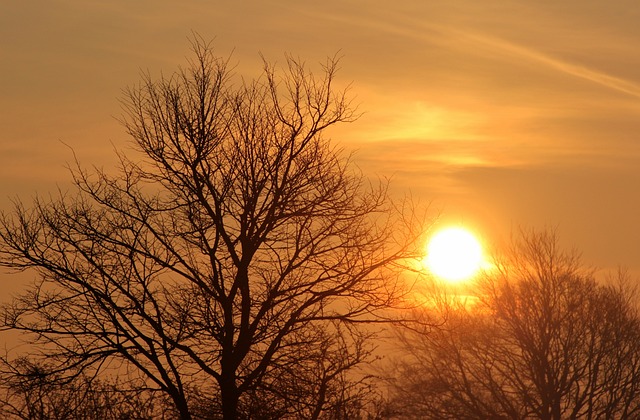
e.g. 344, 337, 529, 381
0, 38, 424, 419
387, 229, 640, 419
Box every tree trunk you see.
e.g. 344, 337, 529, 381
221, 352, 239, 420
168, 391, 192, 420
176, 399, 193, 420
221, 379, 239, 420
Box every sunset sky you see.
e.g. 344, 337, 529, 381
2, 0, 640, 274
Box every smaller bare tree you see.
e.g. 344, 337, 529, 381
387, 229, 640, 420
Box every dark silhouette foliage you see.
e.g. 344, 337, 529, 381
0, 38, 423, 419
388, 230, 640, 420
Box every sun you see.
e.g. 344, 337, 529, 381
425, 227, 483, 282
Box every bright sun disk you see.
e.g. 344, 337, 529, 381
425, 227, 483, 282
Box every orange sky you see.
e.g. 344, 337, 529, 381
2, 1, 640, 273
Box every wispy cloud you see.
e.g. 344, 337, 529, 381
456, 30, 640, 99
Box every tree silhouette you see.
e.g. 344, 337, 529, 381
0, 358, 173, 419
388, 230, 640, 419
0, 38, 423, 419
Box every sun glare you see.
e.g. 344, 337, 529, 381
425, 227, 483, 282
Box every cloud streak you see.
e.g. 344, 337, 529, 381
457, 30, 640, 99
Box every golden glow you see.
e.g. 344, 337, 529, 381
425, 227, 483, 282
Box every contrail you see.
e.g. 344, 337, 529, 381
459, 30, 640, 99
